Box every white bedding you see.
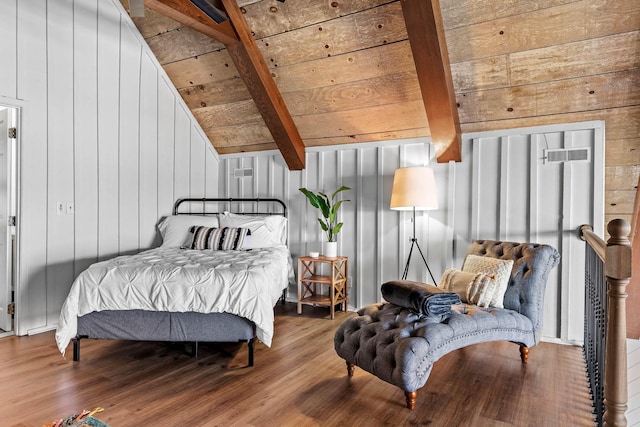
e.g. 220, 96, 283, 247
55, 245, 293, 356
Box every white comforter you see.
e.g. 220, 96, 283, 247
55, 245, 293, 356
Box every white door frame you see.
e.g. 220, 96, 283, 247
0, 96, 21, 335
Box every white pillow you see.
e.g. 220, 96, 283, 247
157, 215, 220, 248
461, 255, 514, 308
218, 212, 287, 249
439, 268, 496, 308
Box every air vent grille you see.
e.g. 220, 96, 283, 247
544, 148, 590, 164
234, 168, 254, 178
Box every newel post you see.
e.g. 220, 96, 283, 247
604, 219, 632, 427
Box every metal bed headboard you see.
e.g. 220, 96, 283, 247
172, 198, 287, 217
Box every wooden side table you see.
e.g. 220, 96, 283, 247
297, 255, 348, 319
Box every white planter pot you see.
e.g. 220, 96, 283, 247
324, 241, 338, 258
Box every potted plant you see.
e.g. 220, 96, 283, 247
299, 185, 351, 258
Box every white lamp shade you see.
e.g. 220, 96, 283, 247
390, 166, 438, 211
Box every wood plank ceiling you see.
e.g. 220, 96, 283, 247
140, 0, 462, 169
127, 0, 466, 161
144, 0, 308, 169
122, 0, 640, 222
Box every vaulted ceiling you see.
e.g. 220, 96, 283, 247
122, 0, 640, 220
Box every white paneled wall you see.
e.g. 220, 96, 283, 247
220, 121, 603, 343
447, 125, 604, 342
0, 0, 219, 335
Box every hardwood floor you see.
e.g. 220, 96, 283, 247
1, 303, 594, 426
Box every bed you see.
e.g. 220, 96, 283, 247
55, 198, 294, 366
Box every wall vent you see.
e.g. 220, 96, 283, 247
234, 168, 254, 178
543, 148, 590, 164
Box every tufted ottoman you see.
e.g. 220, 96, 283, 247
334, 240, 560, 409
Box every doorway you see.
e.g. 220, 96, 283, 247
0, 105, 18, 334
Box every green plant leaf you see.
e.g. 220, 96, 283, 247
331, 200, 346, 218
299, 188, 320, 209
333, 222, 343, 235
331, 185, 351, 200
300, 185, 350, 242
317, 193, 330, 219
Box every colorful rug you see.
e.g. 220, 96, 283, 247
43, 407, 109, 427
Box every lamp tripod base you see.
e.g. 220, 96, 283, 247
401, 238, 437, 285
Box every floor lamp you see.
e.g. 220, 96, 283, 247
390, 166, 438, 284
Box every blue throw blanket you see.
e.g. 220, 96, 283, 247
381, 280, 461, 320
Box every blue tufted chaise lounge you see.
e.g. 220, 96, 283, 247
334, 240, 560, 409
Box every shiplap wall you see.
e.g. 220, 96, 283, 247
0, 0, 219, 335
220, 121, 604, 343
454, 124, 604, 343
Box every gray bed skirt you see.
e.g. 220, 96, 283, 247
74, 310, 256, 364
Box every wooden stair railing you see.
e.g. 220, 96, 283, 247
627, 177, 639, 339
580, 220, 632, 426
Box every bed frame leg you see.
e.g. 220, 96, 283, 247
247, 339, 254, 367
182, 342, 199, 358
519, 345, 529, 363
281, 288, 287, 305
72, 335, 88, 361
73, 337, 81, 362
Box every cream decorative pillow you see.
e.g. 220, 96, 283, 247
461, 255, 514, 308
439, 268, 496, 307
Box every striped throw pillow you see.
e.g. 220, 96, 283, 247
183, 226, 250, 251
439, 268, 496, 307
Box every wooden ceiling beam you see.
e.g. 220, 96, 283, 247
145, 0, 238, 45
145, 0, 306, 170
401, 0, 462, 163
219, 0, 305, 170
